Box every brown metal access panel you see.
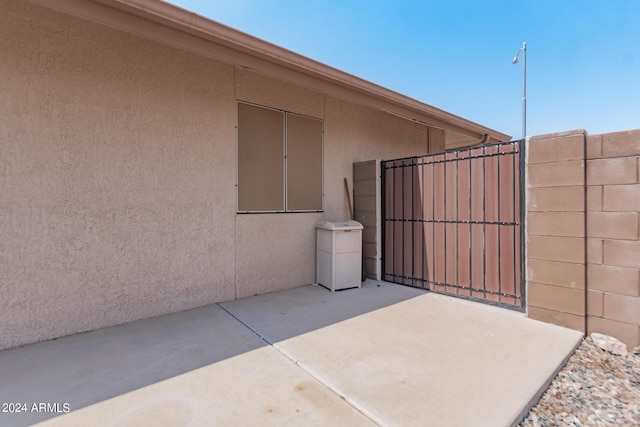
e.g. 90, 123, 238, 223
381, 141, 525, 310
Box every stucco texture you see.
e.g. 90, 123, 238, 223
1, 0, 445, 349
232, 78, 443, 299
0, 0, 237, 349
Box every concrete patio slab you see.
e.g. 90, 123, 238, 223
33, 346, 375, 427
0, 280, 583, 426
222, 281, 584, 427
218, 280, 426, 343
0, 304, 265, 426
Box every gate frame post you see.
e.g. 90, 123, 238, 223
519, 138, 527, 309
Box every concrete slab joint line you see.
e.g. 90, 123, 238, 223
0, 281, 582, 427
216, 303, 270, 344
217, 298, 379, 425
2, 0, 637, 420
216, 282, 582, 427
216, 301, 379, 426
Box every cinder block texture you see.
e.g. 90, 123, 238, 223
585, 130, 640, 349
587, 291, 604, 317
603, 184, 640, 212
528, 135, 584, 164
526, 129, 640, 349
587, 212, 638, 240
586, 186, 603, 211
587, 238, 603, 264
528, 161, 584, 188
528, 212, 584, 237
603, 240, 640, 269
529, 130, 587, 141
525, 132, 587, 334
603, 294, 640, 325
587, 157, 637, 185
601, 130, 640, 158
588, 316, 639, 348
586, 134, 602, 159
528, 236, 584, 263
528, 187, 584, 212
527, 259, 585, 289
588, 264, 639, 297
528, 282, 585, 316
528, 306, 585, 332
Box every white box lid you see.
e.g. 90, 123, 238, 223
316, 220, 363, 230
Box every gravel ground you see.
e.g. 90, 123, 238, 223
519, 337, 640, 426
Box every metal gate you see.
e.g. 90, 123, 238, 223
381, 141, 525, 310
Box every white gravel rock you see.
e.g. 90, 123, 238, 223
520, 337, 639, 426
590, 332, 628, 356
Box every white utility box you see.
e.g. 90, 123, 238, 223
316, 220, 363, 291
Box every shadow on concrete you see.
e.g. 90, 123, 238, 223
219, 280, 426, 344
0, 280, 422, 426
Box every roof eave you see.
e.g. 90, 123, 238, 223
31, 0, 511, 142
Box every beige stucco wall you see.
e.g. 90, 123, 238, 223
1, 0, 445, 349
1, 0, 237, 349
233, 79, 444, 299
232, 68, 327, 299
324, 97, 445, 219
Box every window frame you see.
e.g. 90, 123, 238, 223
236, 101, 324, 214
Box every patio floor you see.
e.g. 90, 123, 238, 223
0, 280, 583, 427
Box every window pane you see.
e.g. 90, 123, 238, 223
237, 103, 284, 211
286, 114, 323, 211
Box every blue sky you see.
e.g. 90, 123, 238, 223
168, 0, 639, 140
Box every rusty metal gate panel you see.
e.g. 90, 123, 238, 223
381, 141, 525, 310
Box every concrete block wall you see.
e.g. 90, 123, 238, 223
585, 130, 640, 348
526, 129, 640, 348
526, 130, 587, 332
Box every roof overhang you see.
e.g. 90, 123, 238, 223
31, 0, 511, 145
